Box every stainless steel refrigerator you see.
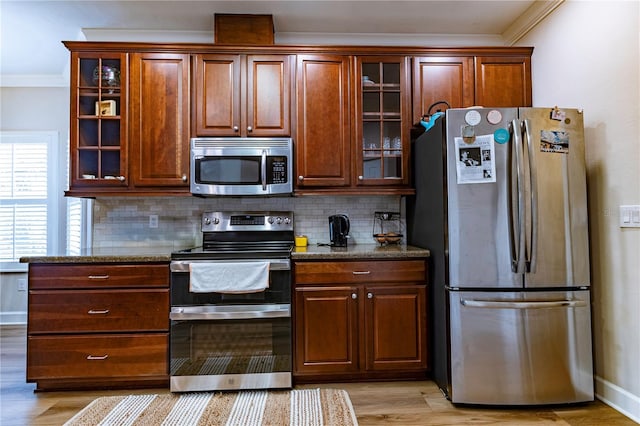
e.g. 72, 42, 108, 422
407, 107, 594, 405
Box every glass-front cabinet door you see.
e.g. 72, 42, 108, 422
355, 56, 411, 187
69, 52, 127, 191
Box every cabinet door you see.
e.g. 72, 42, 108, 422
129, 52, 190, 188
246, 55, 291, 136
296, 54, 351, 188
364, 285, 427, 372
69, 52, 128, 190
413, 56, 474, 121
294, 286, 359, 374
193, 54, 242, 136
355, 56, 411, 186
474, 56, 532, 107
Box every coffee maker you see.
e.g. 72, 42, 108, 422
328, 214, 350, 247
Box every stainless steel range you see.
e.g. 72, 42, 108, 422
169, 211, 294, 392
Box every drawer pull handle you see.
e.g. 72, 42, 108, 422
352, 271, 371, 275
87, 309, 110, 315
88, 275, 110, 280
368, 292, 373, 299
86, 355, 108, 360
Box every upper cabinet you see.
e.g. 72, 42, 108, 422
295, 54, 352, 189
412, 56, 474, 122
355, 56, 411, 187
193, 54, 292, 137
129, 52, 190, 189
68, 52, 128, 192
64, 43, 532, 197
474, 55, 532, 107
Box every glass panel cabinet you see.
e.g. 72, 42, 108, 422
70, 53, 127, 189
356, 56, 411, 186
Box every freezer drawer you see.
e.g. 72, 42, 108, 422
449, 290, 593, 405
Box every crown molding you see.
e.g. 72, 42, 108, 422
502, 0, 565, 45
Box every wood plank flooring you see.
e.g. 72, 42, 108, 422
1, 325, 635, 425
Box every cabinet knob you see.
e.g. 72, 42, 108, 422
352, 293, 358, 299
367, 292, 373, 299
358, 175, 364, 181
182, 174, 187, 182
247, 126, 253, 132
233, 126, 239, 132
298, 176, 304, 181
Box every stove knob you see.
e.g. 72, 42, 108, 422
212, 217, 220, 225
267, 217, 274, 224
275, 217, 282, 224
283, 217, 291, 224
204, 217, 211, 225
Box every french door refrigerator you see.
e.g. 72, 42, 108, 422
407, 107, 594, 405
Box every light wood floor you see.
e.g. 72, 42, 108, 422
1, 325, 635, 425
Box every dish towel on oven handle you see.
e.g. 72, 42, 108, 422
189, 262, 270, 293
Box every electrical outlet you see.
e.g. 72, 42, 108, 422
149, 214, 158, 228
18, 279, 27, 292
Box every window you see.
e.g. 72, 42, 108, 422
0, 131, 59, 270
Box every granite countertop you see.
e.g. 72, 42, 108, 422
19, 246, 178, 264
20, 244, 429, 264
291, 244, 429, 260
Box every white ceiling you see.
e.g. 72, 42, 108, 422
0, 1, 561, 86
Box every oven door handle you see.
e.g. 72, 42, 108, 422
170, 259, 290, 272
170, 305, 290, 321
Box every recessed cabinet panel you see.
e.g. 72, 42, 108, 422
412, 56, 474, 122
475, 56, 532, 107
295, 55, 351, 188
129, 52, 190, 188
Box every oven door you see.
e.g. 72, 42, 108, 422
170, 305, 292, 392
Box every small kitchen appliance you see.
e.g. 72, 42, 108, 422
328, 214, 350, 247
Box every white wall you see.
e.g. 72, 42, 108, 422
518, 1, 640, 421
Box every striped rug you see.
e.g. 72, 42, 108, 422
63, 388, 358, 426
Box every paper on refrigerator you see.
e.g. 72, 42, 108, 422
455, 134, 496, 184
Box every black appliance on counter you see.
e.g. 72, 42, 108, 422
170, 211, 294, 392
328, 214, 350, 247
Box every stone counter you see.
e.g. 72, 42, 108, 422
291, 244, 429, 260
20, 244, 429, 264
19, 247, 177, 264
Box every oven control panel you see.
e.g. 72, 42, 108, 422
202, 211, 294, 232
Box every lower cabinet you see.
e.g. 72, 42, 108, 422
293, 259, 428, 382
26, 262, 170, 391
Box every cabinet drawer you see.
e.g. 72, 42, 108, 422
29, 263, 169, 289
295, 260, 426, 284
28, 289, 169, 333
27, 333, 168, 381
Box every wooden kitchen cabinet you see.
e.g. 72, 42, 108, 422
412, 56, 475, 121
193, 54, 292, 137
295, 54, 352, 189
354, 56, 412, 188
474, 55, 532, 107
129, 52, 190, 190
293, 259, 428, 382
26, 262, 170, 390
67, 51, 128, 193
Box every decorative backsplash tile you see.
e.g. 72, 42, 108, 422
92, 196, 405, 249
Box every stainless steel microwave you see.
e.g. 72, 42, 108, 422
190, 137, 293, 196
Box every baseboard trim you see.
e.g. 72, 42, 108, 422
596, 375, 640, 423
0, 311, 27, 325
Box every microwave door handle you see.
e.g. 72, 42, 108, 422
261, 150, 267, 191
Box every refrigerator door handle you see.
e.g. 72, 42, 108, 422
511, 119, 527, 274
523, 118, 539, 273
460, 299, 588, 309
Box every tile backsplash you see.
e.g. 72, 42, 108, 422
93, 195, 405, 249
